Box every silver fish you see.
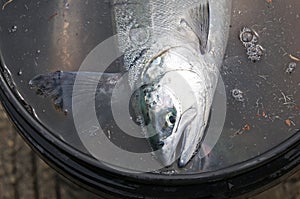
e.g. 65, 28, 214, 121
115, 0, 232, 167
29, 0, 232, 168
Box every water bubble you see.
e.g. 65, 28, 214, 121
247, 44, 264, 62
17, 70, 22, 76
231, 89, 244, 102
65, 2, 70, 9
240, 27, 264, 62
286, 62, 296, 74
240, 31, 253, 43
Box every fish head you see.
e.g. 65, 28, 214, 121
130, 80, 184, 166
131, 61, 207, 167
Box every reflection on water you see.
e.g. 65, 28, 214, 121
0, 0, 299, 174
214, 0, 300, 172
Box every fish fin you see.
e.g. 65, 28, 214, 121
29, 71, 122, 113
182, 0, 210, 54
187, 143, 214, 171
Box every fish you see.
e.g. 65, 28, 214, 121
29, 0, 232, 168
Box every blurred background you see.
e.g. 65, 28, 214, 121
0, 103, 299, 199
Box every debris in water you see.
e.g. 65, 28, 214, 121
231, 89, 244, 102
280, 91, 296, 108
17, 70, 22, 76
33, 58, 38, 66
289, 54, 300, 62
286, 62, 296, 74
285, 119, 291, 127
64, 109, 68, 115
242, 124, 251, 131
48, 12, 58, 21
107, 130, 111, 139
65, 2, 70, 9
9, 25, 17, 33
258, 75, 268, 80
2, 0, 13, 10
232, 123, 251, 137
239, 27, 264, 62
285, 118, 295, 127
255, 98, 268, 119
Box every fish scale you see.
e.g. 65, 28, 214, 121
112, 0, 153, 88
127, 0, 231, 167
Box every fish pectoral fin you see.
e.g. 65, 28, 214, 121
29, 71, 122, 113
182, 0, 210, 54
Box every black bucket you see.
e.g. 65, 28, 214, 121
0, 0, 299, 198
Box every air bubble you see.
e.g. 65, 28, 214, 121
240, 31, 253, 43
65, 2, 70, 9
231, 89, 244, 102
286, 62, 296, 74
17, 70, 22, 76
239, 27, 264, 62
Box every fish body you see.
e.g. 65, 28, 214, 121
113, 0, 232, 167
30, 0, 232, 168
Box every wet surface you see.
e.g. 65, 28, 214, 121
0, 0, 299, 174
0, 0, 114, 154
212, 0, 300, 171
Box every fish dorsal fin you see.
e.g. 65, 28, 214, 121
182, 0, 210, 54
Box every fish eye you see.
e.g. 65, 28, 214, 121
169, 115, 176, 124
165, 111, 176, 126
